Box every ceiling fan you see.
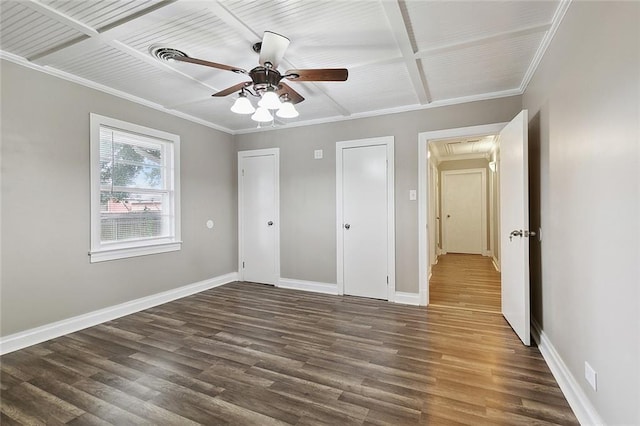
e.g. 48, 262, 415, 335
150, 31, 348, 121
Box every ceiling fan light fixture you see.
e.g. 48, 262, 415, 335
276, 101, 299, 118
230, 91, 255, 114
251, 106, 273, 122
258, 89, 282, 110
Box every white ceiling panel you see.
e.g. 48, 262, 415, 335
403, 0, 559, 52
220, 0, 401, 69
48, 45, 211, 107
0, 1, 84, 59
320, 60, 418, 114
422, 30, 545, 101
0, 0, 567, 132
41, 0, 164, 30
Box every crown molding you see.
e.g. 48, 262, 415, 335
520, 0, 572, 92
0, 50, 235, 135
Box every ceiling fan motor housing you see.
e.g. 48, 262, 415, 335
249, 67, 282, 91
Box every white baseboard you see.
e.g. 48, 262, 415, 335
492, 256, 500, 272
394, 292, 421, 306
0, 272, 239, 355
277, 278, 339, 295
531, 320, 604, 426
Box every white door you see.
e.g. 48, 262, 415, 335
442, 169, 486, 254
239, 149, 279, 285
499, 110, 531, 346
337, 138, 394, 300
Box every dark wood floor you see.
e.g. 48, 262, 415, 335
429, 254, 502, 313
1, 282, 577, 425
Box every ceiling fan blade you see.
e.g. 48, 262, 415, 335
173, 55, 247, 74
284, 68, 348, 82
212, 81, 252, 97
277, 82, 305, 104
259, 31, 290, 69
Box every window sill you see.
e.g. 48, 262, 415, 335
89, 241, 182, 263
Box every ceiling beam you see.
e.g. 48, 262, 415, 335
24, 0, 220, 101
380, 0, 430, 104
414, 23, 552, 59
29, 0, 183, 63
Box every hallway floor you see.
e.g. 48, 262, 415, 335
429, 253, 501, 312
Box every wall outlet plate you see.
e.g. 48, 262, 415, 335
585, 361, 597, 391
314, 149, 323, 159
409, 189, 417, 201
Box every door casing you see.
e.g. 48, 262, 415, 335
336, 136, 395, 301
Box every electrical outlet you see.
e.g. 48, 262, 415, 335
314, 149, 323, 159
585, 362, 597, 391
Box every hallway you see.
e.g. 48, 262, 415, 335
429, 254, 501, 312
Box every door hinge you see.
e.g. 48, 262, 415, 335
242, 261, 245, 268
387, 276, 389, 285
242, 169, 245, 176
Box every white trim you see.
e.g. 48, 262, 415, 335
277, 278, 339, 295
235, 89, 522, 135
90, 241, 182, 262
441, 168, 487, 255
492, 256, 501, 272
89, 114, 181, 263
531, 319, 604, 426
0, 272, 239, 355
0, 51, 233, 134
436, 152, 490, 162
336, 137, 395, 301
237, 148, 281, 285
418, 123, 507, 308
1, 50, 525, 137
520, 0, 573, 93
394, 292, 421, 306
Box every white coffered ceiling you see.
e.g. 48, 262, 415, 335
0, 0, 568, 134
430, 135, 497, 162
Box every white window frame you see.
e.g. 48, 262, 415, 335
89, 113, 181, 263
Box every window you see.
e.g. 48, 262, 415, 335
90, 114, 180, 262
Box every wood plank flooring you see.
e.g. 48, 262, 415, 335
429, 254, 502, 313
1, 282, 577, 425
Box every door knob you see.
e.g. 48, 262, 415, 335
447, 214, 451, 218
267, 221, 274, 226
344, 223, 351, 230
524, 230, 536, 237
509, 229, 523, 241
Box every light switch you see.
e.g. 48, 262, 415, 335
314, 149, 323, 159
409, 190, 417, 201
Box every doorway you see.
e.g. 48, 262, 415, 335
238, 148, 280, 285
336, 136, 395, 300
428, 136, 498, 312
418, 123, 506, 306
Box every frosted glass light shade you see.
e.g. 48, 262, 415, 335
258, 90, 282, 110
276, 101, 299, 118
230, 95, 255, 114
251, 106, 273, 122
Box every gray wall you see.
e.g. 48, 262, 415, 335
235, 97, 522, 292
1, 60, 238, 336
523, 2, 639, 424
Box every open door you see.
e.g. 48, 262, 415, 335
499, 110, 532, 346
